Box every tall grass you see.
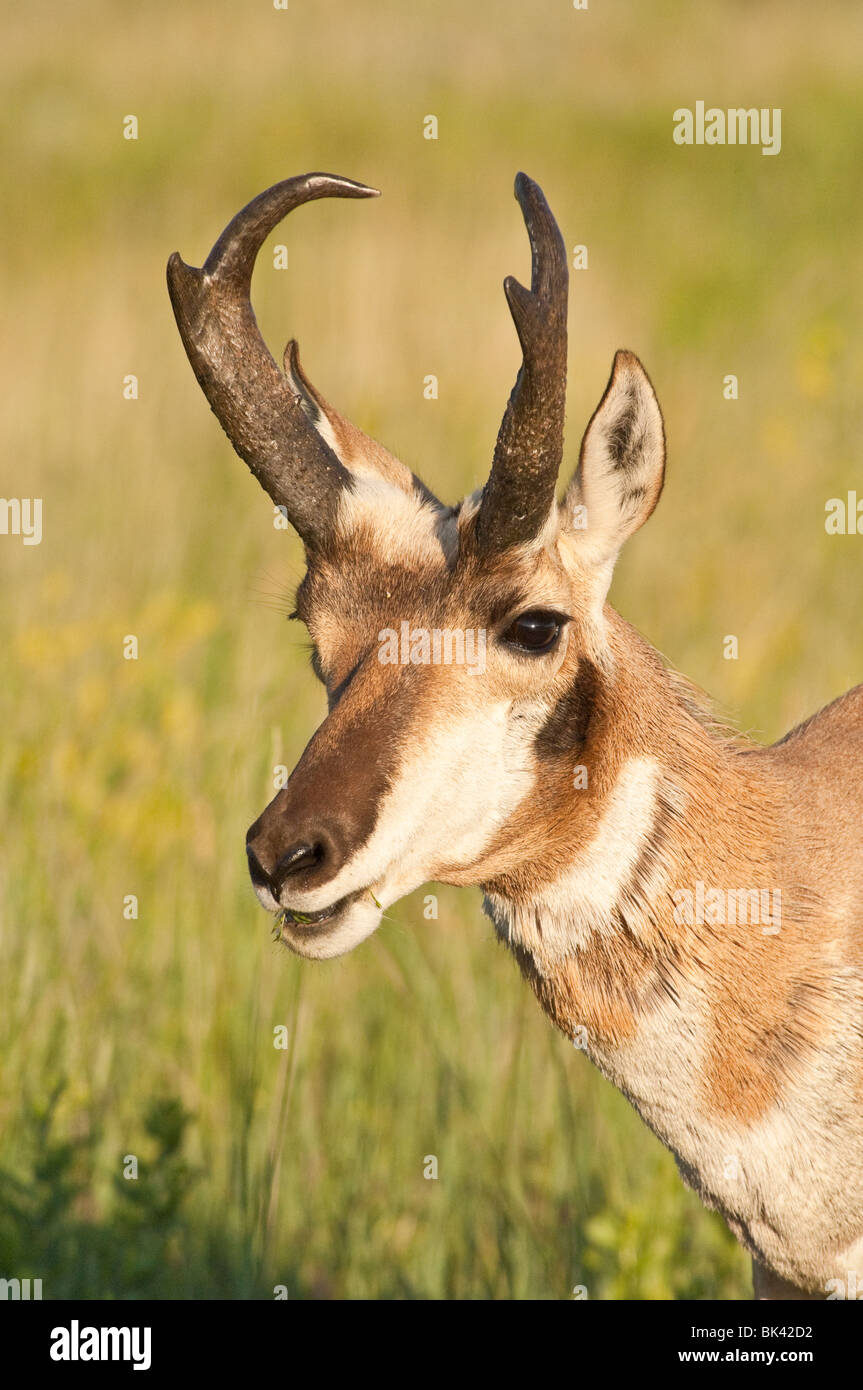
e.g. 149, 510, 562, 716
1, 0, 861, 1298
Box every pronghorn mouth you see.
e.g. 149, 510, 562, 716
270, 887, 382, 944
273, 899, 348, 933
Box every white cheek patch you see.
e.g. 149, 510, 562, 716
490, 755, 663, 959
284, 700, 537, 914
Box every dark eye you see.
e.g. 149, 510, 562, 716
501, 610, 565, 654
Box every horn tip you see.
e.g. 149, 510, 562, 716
313, 173, 380, 199
514, 171, 541, 202
166, 251, 203, 308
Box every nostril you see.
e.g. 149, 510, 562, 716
246, 843, 272, 891
271, 841, 324, 895
246, 825, 340, 901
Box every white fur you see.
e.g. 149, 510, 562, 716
336, 477, 458, 566
588, 975, 863, 1293
487, 755, 663, 959
275, 699, 537, 950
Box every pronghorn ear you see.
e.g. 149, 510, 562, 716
562, 350, 665, 568
284, 340, 425, 498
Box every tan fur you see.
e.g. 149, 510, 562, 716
486, 611, 855, 1122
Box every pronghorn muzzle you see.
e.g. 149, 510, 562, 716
243, 678, 401, 921
245, 792, 355, 907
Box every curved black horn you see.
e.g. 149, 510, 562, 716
167, 172, 380, 547
476, 173, 569, 552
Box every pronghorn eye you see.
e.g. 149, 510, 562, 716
501, 610, 564, 653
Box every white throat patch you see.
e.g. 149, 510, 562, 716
487, 755, 665, 962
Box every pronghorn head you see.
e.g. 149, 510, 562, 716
168, 172, 666, 960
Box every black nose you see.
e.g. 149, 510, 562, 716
246, 836, 331, 898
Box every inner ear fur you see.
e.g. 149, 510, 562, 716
562, 349, 666, 566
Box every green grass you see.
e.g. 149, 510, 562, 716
1, 0, 862, 1299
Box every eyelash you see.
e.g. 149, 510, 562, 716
308, 646, 326, 683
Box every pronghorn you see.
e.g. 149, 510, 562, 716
168, 172, 863, 1301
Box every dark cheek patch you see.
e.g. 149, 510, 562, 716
534, 657, 601, 758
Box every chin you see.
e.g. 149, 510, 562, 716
268, 891, 384, 960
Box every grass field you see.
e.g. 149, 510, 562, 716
1, 0, 862, 1299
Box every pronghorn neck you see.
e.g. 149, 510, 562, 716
481, 616, 863, 1298
483, 609, 788, 1063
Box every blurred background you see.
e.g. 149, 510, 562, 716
2, 0, 862, 1299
